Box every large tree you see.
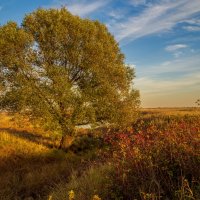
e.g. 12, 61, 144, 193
0, 8, 140, 149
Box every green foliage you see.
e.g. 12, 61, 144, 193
0, 8, 140, 137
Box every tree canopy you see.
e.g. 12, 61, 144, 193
0, 8, 140, 142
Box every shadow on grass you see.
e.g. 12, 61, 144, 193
0, 127, 56, 148
0, 128, 99, 199
0, 148, 83, 200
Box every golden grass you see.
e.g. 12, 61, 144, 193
0, 112, 87, 200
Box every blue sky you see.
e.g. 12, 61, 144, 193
0, 0, 200, 107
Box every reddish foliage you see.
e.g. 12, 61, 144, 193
104, 115, 200, 199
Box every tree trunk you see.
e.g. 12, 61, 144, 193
59, 134, 74, 151
58, 120, 75, 151
58, 124, 75, 151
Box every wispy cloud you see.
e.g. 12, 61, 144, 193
49, 0, 108, 17
183, 18, 200, 25
0, 6, 2, 11
67, 1, 107, 17
183, 26, 200, 32
108, 10, 125, 20
165, 44, 188, 52
182, 18, 200, 32
165, 44, 188, 57
110, 0, 200, 42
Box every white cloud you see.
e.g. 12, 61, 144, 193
165, 44, 188, 52
49, 0, 108, 17
182, 18, 200, 31
67, 1, 107, 17
110, 0, 200, 42
174, 51, 183, 58
165, 44, 188, 57
183, 26, 200, 32
0, 6, 2, 11
183, 18, 200, 25
109, 10, 124, 20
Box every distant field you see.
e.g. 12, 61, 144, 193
0, 109, 199, 200
142, 107, 200, 116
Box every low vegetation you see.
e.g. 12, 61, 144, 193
0, 108, 199, 199
0, 113, 98, 199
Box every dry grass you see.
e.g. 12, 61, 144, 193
0, 108, 199, 200
0, 112, 91, 200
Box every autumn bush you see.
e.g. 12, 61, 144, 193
104, 115, 200, 199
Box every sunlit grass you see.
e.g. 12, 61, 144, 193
0, 131, 49, 154
0, 112, 87, 199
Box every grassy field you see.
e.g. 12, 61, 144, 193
0, 108, 200, 200
0, 113, 97, 200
